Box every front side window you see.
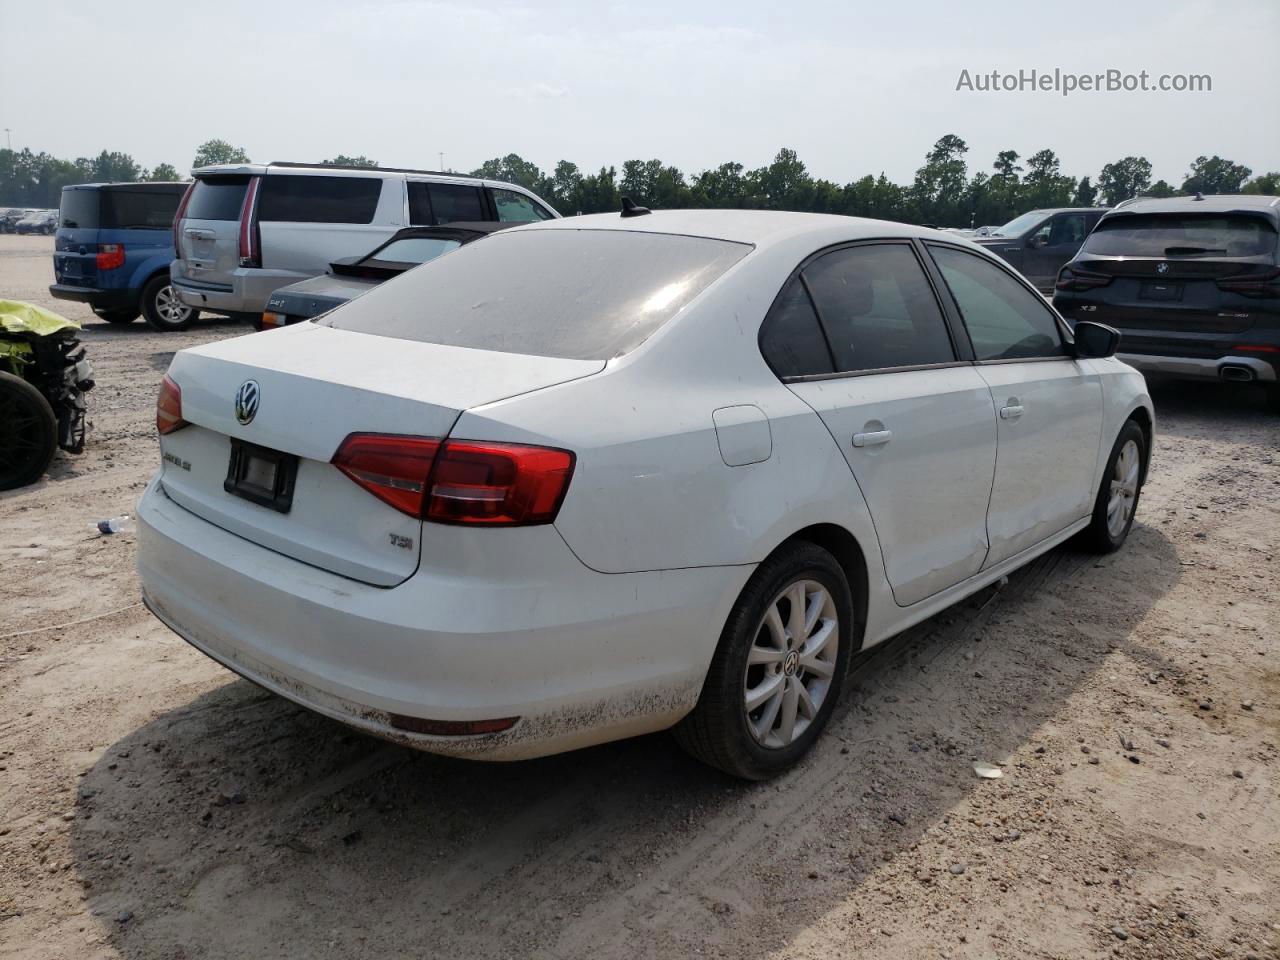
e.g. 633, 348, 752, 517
993, 210, 1049, 238
929, 245, 1067, 361
802, 243, 956, 373
1046, 214, 1088, 246
258, 175, 382, 224
491, 188, 554, 222
759, 278, 834, 378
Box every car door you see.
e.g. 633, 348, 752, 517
771, 241, 998, 607
1024, 213, 1088, 290
926, 243, 1104, 567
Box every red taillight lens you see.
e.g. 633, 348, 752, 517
1217, 267, 1280, 298
238, 176, 262, 268
1234, 343, 1280, 354
172, 181, 195, 257
1056, 266, 1112, 292
331, 434, 575, 525
332, 434, 442, 517
426, 441, 575, 526
95, 243, 125, 270
156, 375, 187, 435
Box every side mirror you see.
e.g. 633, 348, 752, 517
1072, 320, 1121, 359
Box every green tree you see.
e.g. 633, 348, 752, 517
576, 166, 619, 214
146, 163, 181, 181
1073, 176, 1098, 206
322, 155, 379, 168
549, 160, 584, 212
1021, 149, 1074, 208
1145, 179, 1177, 198
1097, 156, 1153, 206
193, 139, 250, 168
90, 150, 141, 183
619, 159, 688, 208
1181, 155, 1251, 195
471, 153, 545, 192
751, 148, 814, 210
910, 134, 969, 225
1241, 172, 1280, 195
690, 162, 752, 208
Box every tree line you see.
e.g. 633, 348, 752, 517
3, 135, 1276, 228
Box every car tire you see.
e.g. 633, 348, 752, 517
674, 541, 854, 780
1079, 419, 1147, 553
141, 275, 197, 331
0, 370, 58, 491
93, 308, 139, 325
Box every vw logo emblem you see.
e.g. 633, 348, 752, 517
234, 380, 260, 426
1156, 262, 1170, 275
783, 650, 800, 677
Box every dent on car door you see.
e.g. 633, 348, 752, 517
765, 242, 997, 607
927, 244, 1103, 566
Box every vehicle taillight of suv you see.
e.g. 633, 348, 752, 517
1053, 194, 1280, 411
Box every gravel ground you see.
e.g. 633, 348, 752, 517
1, 233, 1277, 960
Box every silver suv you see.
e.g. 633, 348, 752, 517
170, 162, 559, 317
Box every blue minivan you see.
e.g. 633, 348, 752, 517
50, 182, 199, 331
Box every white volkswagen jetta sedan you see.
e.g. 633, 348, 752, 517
137, 209, 1152, 779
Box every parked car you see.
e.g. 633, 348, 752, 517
974, 207, 1109, 292
16, 210, 57, 235
1, 208, 35, 233
138, 208, 1151, 780
50, 182, 197, 330
0, 299, 95, 490
170, 161, 559, 321
1054, 194, 1280, 410
261, 222, 515, 328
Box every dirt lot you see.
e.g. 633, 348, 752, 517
1, 233, 1277, 960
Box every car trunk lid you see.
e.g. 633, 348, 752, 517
157, 323, 603, 586
178, 174, 253, 286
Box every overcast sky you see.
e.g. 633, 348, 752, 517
2, 0, 1276, 186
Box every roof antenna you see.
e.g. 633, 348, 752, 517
620, 196, 651, 218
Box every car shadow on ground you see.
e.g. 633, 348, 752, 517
79, 314, 246, 336
1146, 378, 1276, 435
70, 525, 1181, 959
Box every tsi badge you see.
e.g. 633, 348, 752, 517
234, 380, 260, 426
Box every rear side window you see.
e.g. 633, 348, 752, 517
803, 243, 956, 373
186, 176, 250, 220
59, 190, 100, 229
408, 182, 488, 225
101, 186, 185, 229
491, 188, 554, 222
759, 278, 834, 378
325, 229, 751, 361
258, 175, 382, 224
929, 245, 1067, 361
1082, 214, 1278, 258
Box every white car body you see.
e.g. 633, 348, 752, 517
137, 210, 1153, 764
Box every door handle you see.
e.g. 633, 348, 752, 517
852, 429, 892, 447
1000, 404, 1024, 420
185, 228, 215, 240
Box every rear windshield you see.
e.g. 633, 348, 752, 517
187, 175, 250, 221
325, 229, 751, 360
1083, 214, 1278, 258
60, 186, 186, 229
364, 236, 461, 265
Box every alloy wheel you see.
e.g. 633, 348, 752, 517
1106, 439, 1140, 538
743, 579, 839, 749
155, 284, 193, 325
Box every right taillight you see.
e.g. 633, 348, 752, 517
95, 243, 125, 270
172, 181, 195, 257
1056, 266, 1113, 292
331, 434, 575, 525
1217, 267, 1280, 298
156, 375, 187, 435
237, 176, 262, 268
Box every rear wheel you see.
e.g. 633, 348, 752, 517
93, 307, 139, 325
141, 274, 197, 331
0, 371, 57, 490
1079, 419, 1147, 553
674, 541, 853, 780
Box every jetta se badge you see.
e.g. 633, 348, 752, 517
234, 380, 260, 425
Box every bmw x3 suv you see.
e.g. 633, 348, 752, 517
1053, 194, 1280, 410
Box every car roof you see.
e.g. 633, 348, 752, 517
1105, 194, 1280, 226
514, 209, 972, 250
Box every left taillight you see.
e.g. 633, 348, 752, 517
156, 375, 187, 435
1056, 266, 1112, 292
95, 243, 125, 270
331, 434, 575, 526
238, 176, 262, 268
1217, 267, 1280, 299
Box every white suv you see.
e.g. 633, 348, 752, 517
169, 162, 558, 322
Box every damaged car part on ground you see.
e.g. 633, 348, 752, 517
136, 209, 1152, 780
0, 300, 95, 490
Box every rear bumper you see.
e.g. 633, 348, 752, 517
1117, 352, 1278, 382
48, 283, 135, 310
136, 477, 749, 760
171, 261, 307, 315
